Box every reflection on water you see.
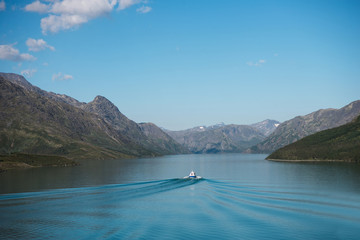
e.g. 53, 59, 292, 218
1, 154, 360, 239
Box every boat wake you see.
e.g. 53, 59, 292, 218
1, 178, 360, 239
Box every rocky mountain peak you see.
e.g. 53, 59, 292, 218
251, 119, 280, 136
90, 95, 117, 109
343, 100, 360, 112
0, 72, 39, 93
93, 95, 110, 104
85, 95, 128, 125
0, 72, 33, 89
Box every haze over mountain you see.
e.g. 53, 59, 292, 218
267, 115, 360, 162
165, 120, 280, 154
250, 100, 360, 153
0, 73, 187, 165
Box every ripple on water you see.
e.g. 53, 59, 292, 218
1, 179, 360, 239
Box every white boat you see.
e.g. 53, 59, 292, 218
184, 170, 201, 179
189, 170, 196, 178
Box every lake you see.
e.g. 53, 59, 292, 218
1, 153, 360, 239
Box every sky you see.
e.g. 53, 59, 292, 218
0, 0, 360, 130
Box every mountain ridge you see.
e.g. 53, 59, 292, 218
0, 75, 148, 160
0, 72, 187, 170
267, 115, 360, 162
249, 100, 360, 153
165, 120, 279, 154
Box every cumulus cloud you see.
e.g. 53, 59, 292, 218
40, 0, 116, 34
24, 0, 50, 13
21, 69, 37, 78
136, 5, 151, 14
247, 59, 266, 67
25, 0, 149, 34
52, 72, 73, 81
26, 38, 55, 52
0, 44, 37, 62
0, 0, 5, 11
41, 14, 88, 34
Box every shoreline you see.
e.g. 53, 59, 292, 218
0, 153, 79, 172
266, 158, 356, 163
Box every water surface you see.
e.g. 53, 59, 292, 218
1, 154, 360, 239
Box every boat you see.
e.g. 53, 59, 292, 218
189, 170, 196, 178
184, 170, 201, 179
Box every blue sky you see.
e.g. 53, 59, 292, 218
1, 0, 359, 130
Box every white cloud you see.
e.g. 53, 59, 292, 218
0, 0, 5, 11
118, 0, 141, 10
51, 0, 117, 17
247, 59, 266, 67
26, 38, 55, 52
136, 5, 151, 14
52, 72, 73, 81
24, 0, 50, 13
41, 14, 88, 34
0, 44, 37, 62
25, 0, 149, 34
21, 69, 37, 78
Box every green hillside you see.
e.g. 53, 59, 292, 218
267, 115, 360, 162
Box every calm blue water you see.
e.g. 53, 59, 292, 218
1, 154, 360, 239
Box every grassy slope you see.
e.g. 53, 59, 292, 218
0, 153, 78, 171
267, 115, 360, 162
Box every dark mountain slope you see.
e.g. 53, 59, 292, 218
267, 115, 360, 162
0, 72, 187, 156
84, 96, 188, 155
0, 76, 155, 160
139, 123, 190, 155
84, 95, 146, 142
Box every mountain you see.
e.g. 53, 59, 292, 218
138, 123, 190, 155
83, 95, 149, 145
267, 115, 360, 162
250, 100, 360, 153
0, 73, 187, 168
0, 72, 85, 108
0, 72, 187, 156
0, 75, 152, 160
251, 119, 280, 136
166, 124, 267, 154
84, 95, 188, 155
